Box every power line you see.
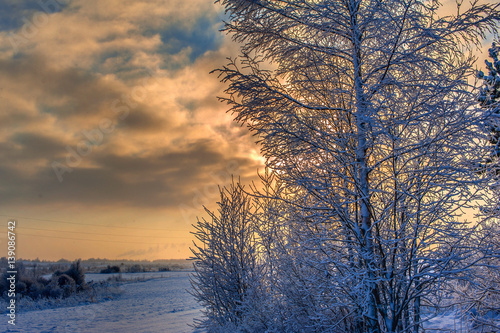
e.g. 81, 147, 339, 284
0, 214, 187, 231
15, 232, 192, 245
10, 226, 190, 239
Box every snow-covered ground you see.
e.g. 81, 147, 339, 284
85, 271, 179, 283
1, 271, 203, 333
41, 271, 180, 283
424, 309, 500, 333
5, 269, 497, 332
424, 310, 473, 332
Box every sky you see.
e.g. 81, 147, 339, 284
0, 0, 496, 261
0, 0, 265, 261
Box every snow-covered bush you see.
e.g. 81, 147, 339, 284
63, 259, 86, 287
100, 265, 121, 274
442, 220, 500, 332
190, 180, 262, 332
27, 279, 47, 300
128, 264, 144, 273
0, 259, 87, 301
48, 285, 63, 299
56, 274, 77, 298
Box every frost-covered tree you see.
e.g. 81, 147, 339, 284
190, 180, 261, 332
214, 0, 500, 332
465, 42, 500, 330
478, 42, 500, 168
479, 42, 500, 106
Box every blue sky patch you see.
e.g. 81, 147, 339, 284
158, 15, 223, 64
0, 0, 68, 31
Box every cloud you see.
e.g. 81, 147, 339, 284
10, 132, 67, 160
0, 130, 257, 208
0, 0, 261, 260
0, 54, 126, 123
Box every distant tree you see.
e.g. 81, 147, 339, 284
190, 180, 261, 332
214, 0, 500, 332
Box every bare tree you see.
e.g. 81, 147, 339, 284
214, 0, 500, 332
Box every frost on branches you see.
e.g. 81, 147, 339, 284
478, 42, 500, 168
190, 181, 263, 332
190, 0, 500, 332
465, 42, 500, 332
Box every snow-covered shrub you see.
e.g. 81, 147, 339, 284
27, 281, 46, 300
63, 259, 86, 287
56, 274, 77, 298
16, 280, 27, 294
1, 264, 42, 300
61, 284, 76, 299
100, 265, 120, 274
128, 264, 144, 273
0, 259, 86, 301
190, 180, 262, 332
48, 285, 63, 299
449, 220, 500, 332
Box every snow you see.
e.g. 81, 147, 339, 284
1, 271, 203, 333
84, 271, 178, 283
423, 309, 500, 332
40, 271, 183, 283
3, 269, 497, 332
424, 310, 472, 332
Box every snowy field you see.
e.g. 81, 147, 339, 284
2, 269, 497, 332
423, 309, 500, 333
1, 271, 203, 333
41, 271, 181, 283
